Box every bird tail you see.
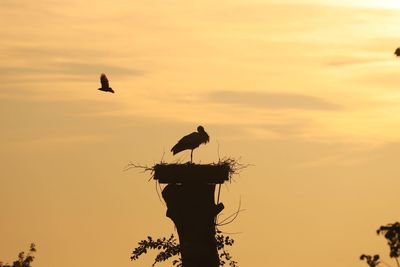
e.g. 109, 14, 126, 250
171, 147, 177, 155
171, 145, 183, 155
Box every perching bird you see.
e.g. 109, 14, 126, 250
395, 47, 400, 57
171, 126, 210, 162
98, 73, 115, 93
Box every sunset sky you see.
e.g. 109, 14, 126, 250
1, 1, 400, 267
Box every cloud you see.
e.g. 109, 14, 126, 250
193, 121, 311, 143
207, 90, 341, 111
256, 122, 309, 135
0, 45, 143, 84
325, 58, 387, 67
0, 96, 128, 149
9, 45, 101, 59
0, 62, 141, 78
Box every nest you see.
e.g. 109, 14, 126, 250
125, 158, 246, 184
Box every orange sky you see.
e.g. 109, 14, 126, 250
1, 1, 400, 267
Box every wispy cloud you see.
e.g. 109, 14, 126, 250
0, 44, 143, 84
207, 90, 341, 111
325, 57, 388, 67
0, 62, 142, 84
0, 61, 140, 76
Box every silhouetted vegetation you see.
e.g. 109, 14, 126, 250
360, 254, 380, 267
215, 233, 238, 267
131, 233, 238, 267
360, 222, 400, 267
131, 235, 181, 266
0, 243, 36, 267
377, 222, 400, 267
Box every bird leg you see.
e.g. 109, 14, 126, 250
190, 150, 193, 163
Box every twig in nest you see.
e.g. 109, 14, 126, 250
124, 162, 155, 181
216, 157, 250, 181
123, 162, 153, 172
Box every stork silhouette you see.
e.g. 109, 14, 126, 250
171, 126, 209, 162
98, 73, 115, 93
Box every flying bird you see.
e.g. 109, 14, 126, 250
171, 126, 210, 162
98, 73, 115, 93
395, 47, 400, 57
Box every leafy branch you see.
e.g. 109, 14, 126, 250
360, 254, 380, 267
0, 243, 36, 267
131, 234, 238, 267
131, 235, 181, 267
216, 234, 238, 267
360, 222, 400, 267
377, 222, 400, 267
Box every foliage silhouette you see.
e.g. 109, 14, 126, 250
215, 233, 238, 267
360, 222, 400, 267
131, 235, 181, 267
377, 222, 400, 267
360, 254, 380, 267
0, 243, 36, 267
131, 233, 238, 267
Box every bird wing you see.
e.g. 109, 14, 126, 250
171, 132, 197, 154
100, 73, 109, 88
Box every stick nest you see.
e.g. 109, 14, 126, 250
125, 157, 247, 183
